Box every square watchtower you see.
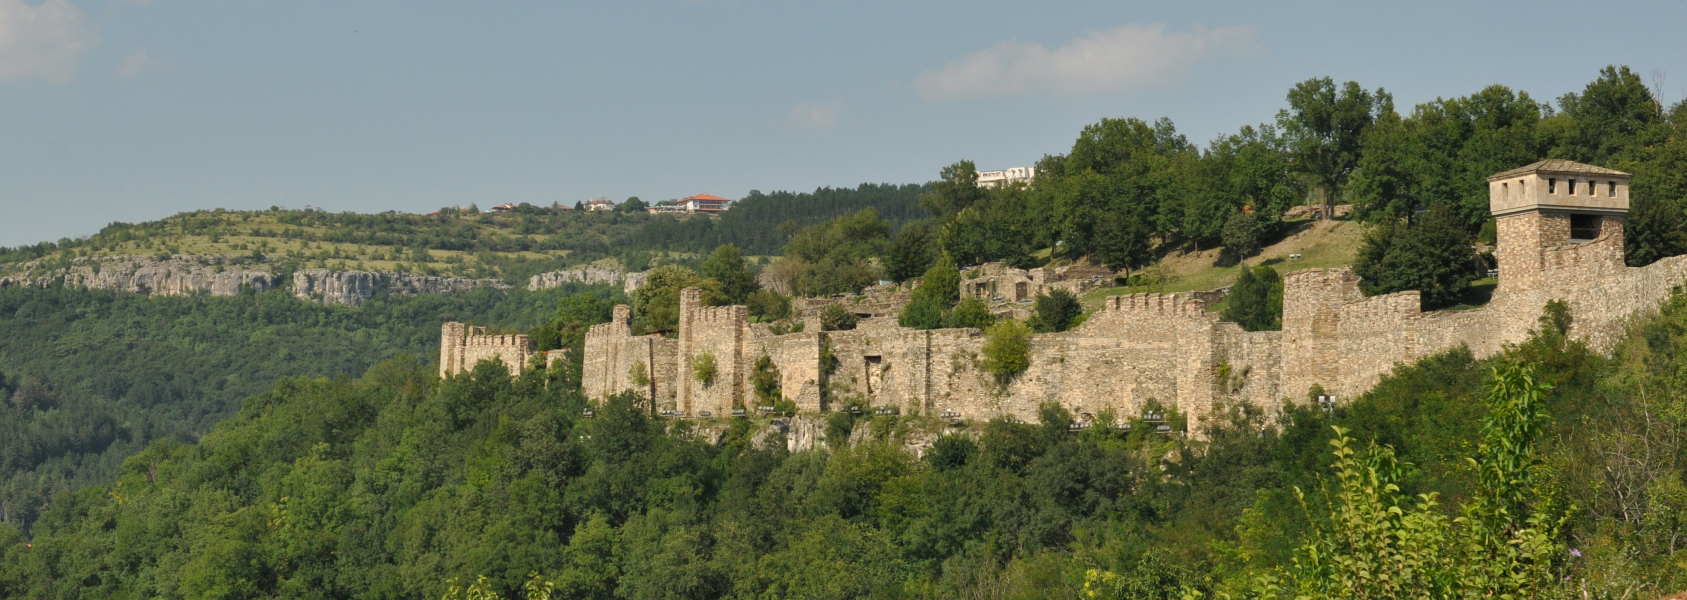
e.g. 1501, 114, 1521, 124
1488, 159, 1630, 290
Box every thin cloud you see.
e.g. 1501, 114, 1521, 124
116, 50, 170, 77
914, 24, 1257, 100
0, 0, 99, 83
785, 101, 842, 131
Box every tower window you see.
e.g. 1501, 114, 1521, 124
1502, 182, 1509, 196
1608, 181, 1617, 197
1519, 180, 1526, 194
1570, 214, 1601, 241
1587, 180, 1595, 195
1548, 178, 1557, 193
1568, 179, 1577, 195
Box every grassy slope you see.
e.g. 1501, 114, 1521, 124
1082, 217, 1367, 309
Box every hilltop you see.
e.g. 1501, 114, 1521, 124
0, 183, 930, 284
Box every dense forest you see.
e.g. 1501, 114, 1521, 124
0, 284, 620, 533
3, 289, 1684, 599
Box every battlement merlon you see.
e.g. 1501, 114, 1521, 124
1103, 292, 1208, 315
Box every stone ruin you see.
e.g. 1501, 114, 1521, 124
564, 160, 1687, 427
438, 322, 567, 377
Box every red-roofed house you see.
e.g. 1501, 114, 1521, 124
682, 194, 732, 215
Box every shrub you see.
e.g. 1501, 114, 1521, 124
820, 303, 858, 331
947, 297, 996, 329
747, 289, 791, 321
1028, 289, 1082, 333
1222, 265, 1283, 331
981, 320, 1031, 385
751, 355, 780, 402
897, 294, 945, 330
690, 352, 718, 387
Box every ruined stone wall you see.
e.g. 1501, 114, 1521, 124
677, 288, 751, 416
439, 322, 534, 377
577, 176, 1687, 425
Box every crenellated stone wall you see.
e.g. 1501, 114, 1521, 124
439, 322, 563, 377
568, 160, 1687, 426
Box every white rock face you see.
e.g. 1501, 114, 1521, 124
0, 255, 278, 296
527, 265, 649, 296
528, 265, 626, 290
291, 269, 509, 306
0, 255, 509, 306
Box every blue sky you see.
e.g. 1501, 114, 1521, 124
2, 0, 1684, 247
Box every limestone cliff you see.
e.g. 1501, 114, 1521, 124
528, 265, 648, 295
0, 254, 508, 306
291, 269, 508, 307
0, 255, 278, 296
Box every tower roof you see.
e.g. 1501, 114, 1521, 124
1487, 159, 1630, 182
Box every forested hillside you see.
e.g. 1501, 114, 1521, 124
0, 284, 617, 532
4, 290, 1684, 598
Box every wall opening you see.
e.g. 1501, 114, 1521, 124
1608, 181, 1617, 197
1586, 180, 1595, 195
1549, 178, 1557, 194
1015, 282, 1028, 301
1570, 214, 1602, 241
1568, 179, 1577, 195
864, 355, 882, 394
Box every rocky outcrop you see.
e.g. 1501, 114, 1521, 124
0, 255, 278, 296
528, 265, 649, 296
291, 270, 509, 307
528, 265, 626, 290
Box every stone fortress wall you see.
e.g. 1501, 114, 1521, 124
576, 160, 1687, 425
439, 322, 570, 377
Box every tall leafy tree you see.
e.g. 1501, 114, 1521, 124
1353, 205, 1481, 309
884, 221, 936, 283
700, 244, 759, 304
1222, 265, 1283, 331
919, 161, 986, 219
1278, 78, 1392, 220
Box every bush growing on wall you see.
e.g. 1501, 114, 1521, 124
690, 352, 717, 387
1222, 265, 1284, 331
982, 320, 1031, 385
820, 303, 858, 331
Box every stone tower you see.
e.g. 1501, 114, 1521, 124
1488, 159, 1630, 291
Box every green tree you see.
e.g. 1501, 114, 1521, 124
1625, 195, 1687, 267
1093, 211, 1153, 276
947, 297, 996, 330
1278, 78, 1392, 219
1219, 210, 1262, 265
746, 289, 791, 321
1028, 289, 1082, 333
914, 253, 960, 309
783, 208, 891, 296
1222, 266, 1283, 331
1352, 205, 1481, 309
617, 197, 649, 212
631, 265, 721, 332
700, 244, 759, 304
897, 295, 945, 330
920, 161, 986, 219
1554, 65, 1667, 164
884, 221, 936, 283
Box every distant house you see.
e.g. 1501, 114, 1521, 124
977, 167, 1035, 187
583, 199, 616, 212
646, 205, 688, 214
488, 203, 519, 213
681, 194, 732, 215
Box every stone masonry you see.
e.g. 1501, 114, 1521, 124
439, 322, 568, 377
560, 160, 1687, 424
